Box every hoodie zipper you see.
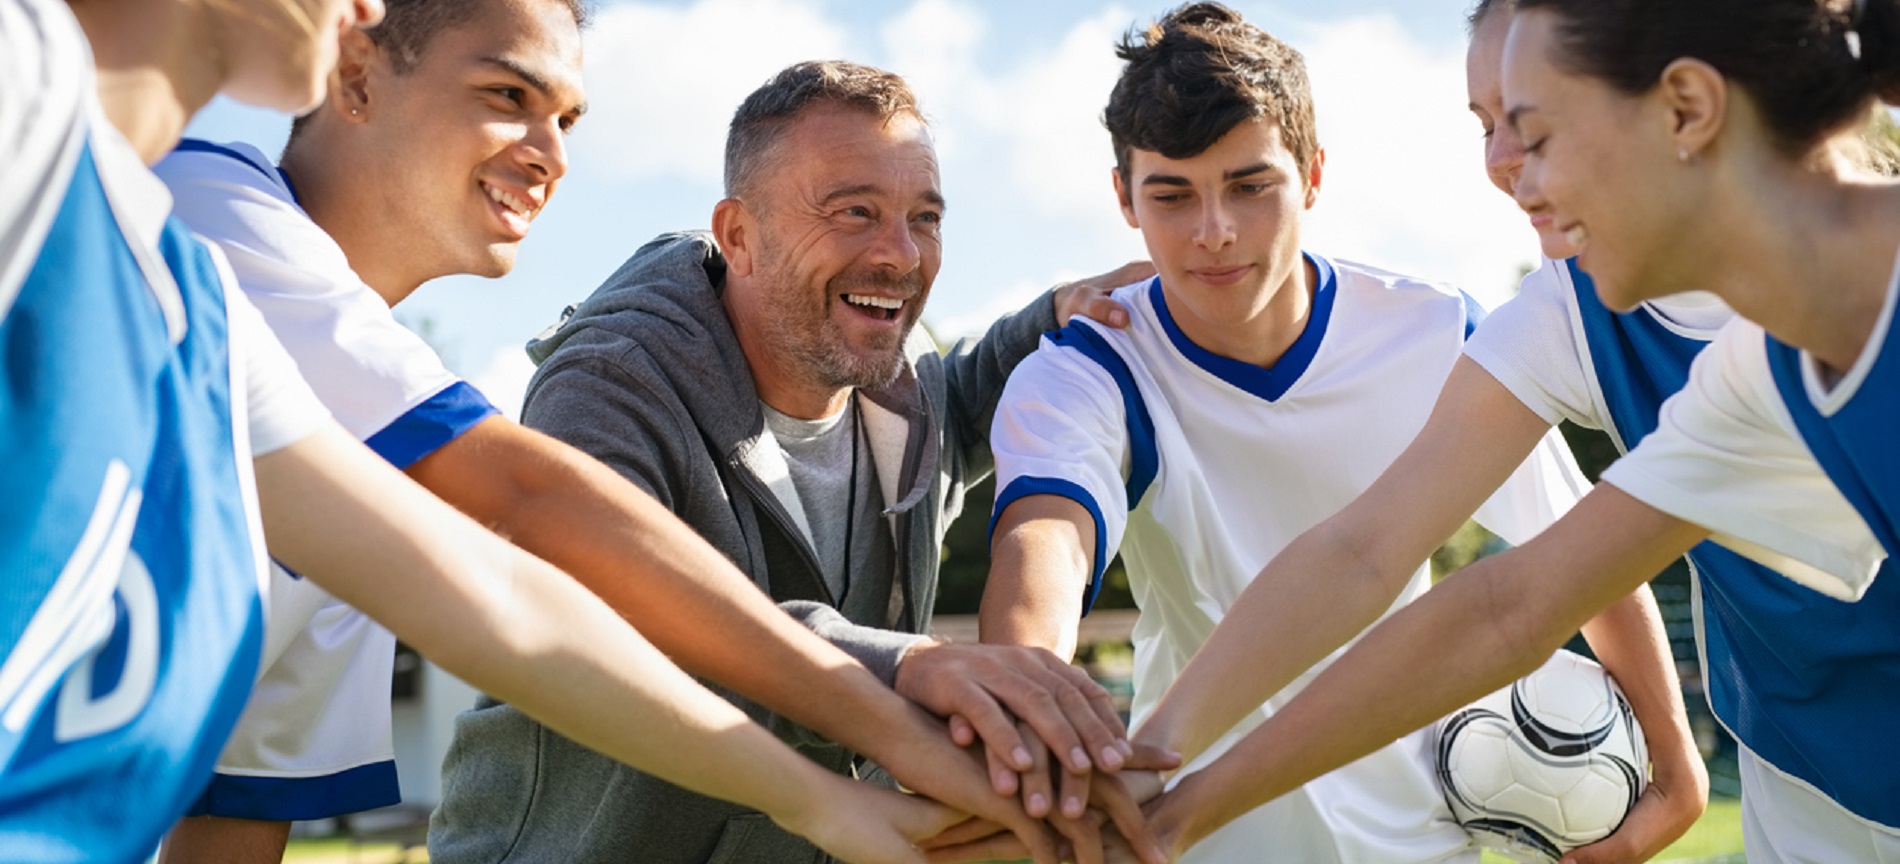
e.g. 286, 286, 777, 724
727, 459, 837, 608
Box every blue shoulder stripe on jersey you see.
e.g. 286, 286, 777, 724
1152, 252, 1337, 402
1458, 289, 1488, 339
364, 381, 499, 470
172, 139, 301, 206
990, 477, 1111, 616
186, 760, 401, 821
1045, 323, 1158, 509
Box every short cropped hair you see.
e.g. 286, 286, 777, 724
1104, 3, 1318, 185
370, 0, 590, 73
724, 60, 923, 200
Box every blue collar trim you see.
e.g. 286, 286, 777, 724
1151, 251, 1336, 402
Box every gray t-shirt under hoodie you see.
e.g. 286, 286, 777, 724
762, 398, 896, 618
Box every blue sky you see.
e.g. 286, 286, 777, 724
185, 0, 1528, 415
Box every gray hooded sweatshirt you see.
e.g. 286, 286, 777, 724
427, 231, 1057, 864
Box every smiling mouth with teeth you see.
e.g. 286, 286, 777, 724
843, 293, 904, 321
484, 183, 534, 218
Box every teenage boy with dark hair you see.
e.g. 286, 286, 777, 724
977, 4, 1685, 862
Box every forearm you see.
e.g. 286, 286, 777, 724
980, 497, 1094, 658
412, 420, 917, 754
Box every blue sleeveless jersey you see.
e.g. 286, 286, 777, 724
0, 142, 267, 860
1571, 260, 1900, 826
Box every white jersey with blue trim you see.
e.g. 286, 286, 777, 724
990, 255, 1589, 864
0, 0, 329, 858
1601, 307, 1888, 603
152, 140, 499, 821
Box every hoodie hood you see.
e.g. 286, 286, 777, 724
528, 231, 729, 365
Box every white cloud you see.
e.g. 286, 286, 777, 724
575, 0, 851, 185
966, 6, 1135, 223
878, 0, 987, 160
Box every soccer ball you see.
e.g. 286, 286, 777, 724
1436, 649, 1648, 863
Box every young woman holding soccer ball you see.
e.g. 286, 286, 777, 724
1131, 0, 1900, 861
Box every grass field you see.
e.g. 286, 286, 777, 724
283, 798, 1746, 863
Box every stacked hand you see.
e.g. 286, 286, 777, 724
889, 640, 1179, 863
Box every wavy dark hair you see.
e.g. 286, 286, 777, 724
1103, 3, 1318, 189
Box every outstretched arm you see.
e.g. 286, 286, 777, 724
975, 336, 1175, 864
253, 423, 974, 864
1148, 484, 1708, 856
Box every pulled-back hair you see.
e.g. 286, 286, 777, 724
369, 0, 590, 73
1516, 0, 1900, 156
1103, 3, 1318, 185
724, 60, 923, 200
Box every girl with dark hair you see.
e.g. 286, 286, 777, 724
1123, 2, 1900, 861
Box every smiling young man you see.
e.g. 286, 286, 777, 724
977, 5, 1596, 862
149, 5, 1133, 864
